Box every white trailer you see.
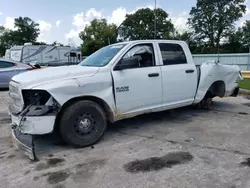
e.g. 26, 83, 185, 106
4, 49, 10, 59
8, 43, 82, 66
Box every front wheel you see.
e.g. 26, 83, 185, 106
59, 100, 107, 148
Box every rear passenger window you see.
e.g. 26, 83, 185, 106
158, 43, 187, 65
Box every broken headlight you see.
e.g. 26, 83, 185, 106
21, 90, 60, 116
22, 90, 51, 107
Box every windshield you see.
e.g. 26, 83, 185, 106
79, 44, 126, 67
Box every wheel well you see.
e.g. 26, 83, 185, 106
206, 81, 226, 98
54, 96, 114, 133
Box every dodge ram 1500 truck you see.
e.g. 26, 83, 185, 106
9, 40, 242, 160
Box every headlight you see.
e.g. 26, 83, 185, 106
22, 90, 51, 107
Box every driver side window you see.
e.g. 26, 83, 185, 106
118, 44, 155, 69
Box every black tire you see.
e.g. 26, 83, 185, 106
59, 100, 107, 148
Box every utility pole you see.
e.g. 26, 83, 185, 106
154, 0, 157, 39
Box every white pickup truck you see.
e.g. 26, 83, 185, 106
9, 40, 242, 160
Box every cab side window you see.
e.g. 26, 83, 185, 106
158, 43, 187, 65
118, 44, 155, 69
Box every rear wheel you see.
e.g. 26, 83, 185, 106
59, 100, 107, 147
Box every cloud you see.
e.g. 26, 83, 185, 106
65, 8, 104, 45
38, 20, 52, 32
56, 20, 61, 27
246, 7, 250, 16
65, 29, 79, 39
3, 17, 16, 30
65, 5, 156, 45
0, 12, 3, 16
72, 8, 103, 29
37, 20, 52, 43
107, 7, 127, 26
170, 11, 189, 32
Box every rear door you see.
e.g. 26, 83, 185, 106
0, 60, 19, 88
157, 42, 197, 107
111, 43, 162, 115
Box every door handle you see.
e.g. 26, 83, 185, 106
185, 69, 194, 73
148, 73, 159, 77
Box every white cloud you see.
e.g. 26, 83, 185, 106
65, 5, 184, 45
37, 20, 52, 43
107, 7, 127, 26
246, 7, 250, 16
56, 20, 61, 27
3, 17, 15, 30
36, 39, 47, 43
65, 29, 79, 39
65, 8, 104, 45
72, 8, 103, 29
0, 12, 3, 16
170, 11, 189, 32
38, 20, 52, 32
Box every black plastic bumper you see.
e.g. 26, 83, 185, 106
12, 129, 37, 161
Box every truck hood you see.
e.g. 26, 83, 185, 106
12, 65, 100, 89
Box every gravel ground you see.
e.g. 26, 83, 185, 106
1, 90, 250, 188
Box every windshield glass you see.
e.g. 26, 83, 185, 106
79, 44, 126, 67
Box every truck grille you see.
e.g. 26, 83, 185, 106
9, 81, 24, 114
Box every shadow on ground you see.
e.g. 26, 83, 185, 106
32, 105, 208, 159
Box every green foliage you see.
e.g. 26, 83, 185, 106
33, 41, 47, 45
51, 41, 64, 46
237, 20, 250, 47
119, 8, 174, 40
188, 0, 246, 50
12, 17, 40, 45
79, 19, 117, 55
239, 79, 250, 90
0, 17, 40, 56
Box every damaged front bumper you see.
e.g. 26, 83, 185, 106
10, 106, 57, 160
12, 128, 36, 160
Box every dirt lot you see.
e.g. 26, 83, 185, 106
1, 90, 250, 188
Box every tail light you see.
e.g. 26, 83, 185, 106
27, 66, 36, 71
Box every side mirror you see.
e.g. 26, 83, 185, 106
114, 63, 123, 71
114, 56, 140, 71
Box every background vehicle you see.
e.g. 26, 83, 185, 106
7, 43, 82, 66
0, 58, 36, 88
9, 40, 241, 160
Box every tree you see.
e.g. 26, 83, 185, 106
188, 0, 246, 51
237, 20, 250, 47
51, 41, 64, 46
0, 17, 40, 56
119, 8, 174, 40
0, 26, 13, 56
79, 19, 117, 55
11, 17, 40, 45
33, 41, 47, 45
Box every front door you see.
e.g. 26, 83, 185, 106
111, 43, 162, 115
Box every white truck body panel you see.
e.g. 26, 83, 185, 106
9, 40, 241, 136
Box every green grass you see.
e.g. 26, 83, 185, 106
239, 79, 250, 90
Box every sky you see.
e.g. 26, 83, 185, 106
0, 0, 250, 46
